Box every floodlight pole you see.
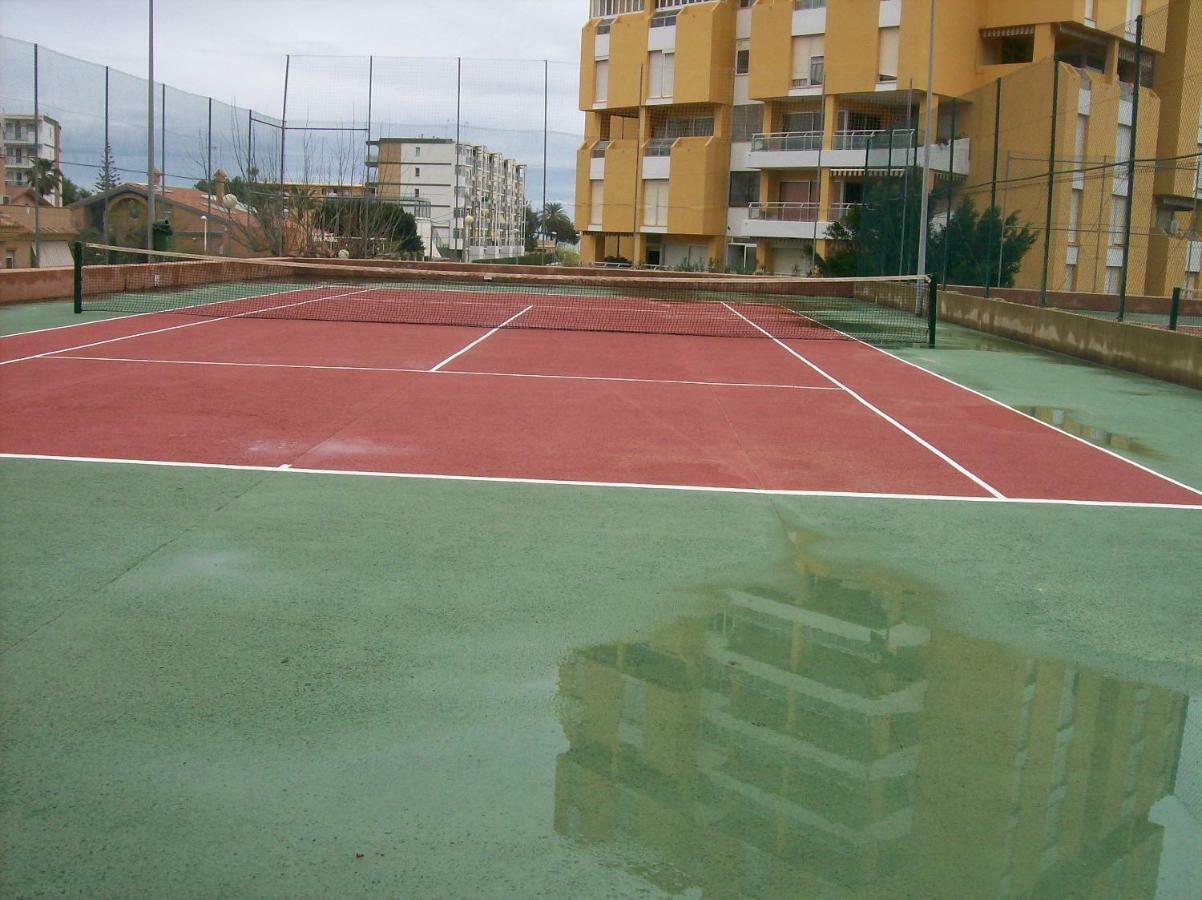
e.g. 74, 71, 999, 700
915, 0, 936, 312
146, 0, 155, 254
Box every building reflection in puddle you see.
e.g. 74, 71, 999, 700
553, 531, 1187, 898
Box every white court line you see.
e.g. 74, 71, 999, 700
722, 302, 1005, 499
428, 306, 533, 372
784, 308, 1202, 500
0, 282, 359, 340
50, 354, 840, 392
0, 286, 376, 367
1, 452, 1198, 511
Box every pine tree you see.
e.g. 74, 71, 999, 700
95, 142, 119, 192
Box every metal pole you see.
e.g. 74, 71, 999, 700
103, 66, 110, 250
363, 56, 373, 258
542, 60, 548, 225
813, 84, 826, 270
279, 55, 290, 256
456, 58, 463, 261
1117, 14, 1142, 322
915, 0, 936, 311
1039, 60, 1061, 305
998, 150, 1011, 287
940, 97, 957, 287
146, 0, 155, 255
33, 43, 41, 267
631, 63, 644, 267
206, 96, 212, 233
1168, 286, 1181, 331
898, 80, 914, 276
984, 77, 1001, 295
160, 83, 166, 205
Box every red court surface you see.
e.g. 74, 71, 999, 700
2, 299, 1200, 509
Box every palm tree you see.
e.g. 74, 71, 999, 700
29, 157, 63, 268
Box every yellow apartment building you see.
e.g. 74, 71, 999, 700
573, 0, 1201, 296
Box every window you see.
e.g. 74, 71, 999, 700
414, 188, 420, 197
643, 179, 669, 227
594, 60, 609, 103
1068, 189, 1082, 243
783, 110, 822, 133
739, 0, 753, 7
414, 146, 421, 157
981, 33, 1034, 65
654, 115, 714, 139
1055, 33, 1106, 72
415, 167, 421, 177
1105, 266, 1122, 294
729, 171, 760, 207
731, 104, 763, 142
736, 45, 750, 76
648, 50, 675, 99
1110, 197, 1128, 246
1062, 263, 1076, 291
1118, 46, 1154, 89
795, 0, 825, 8
590, 180, 604, 225
650, 10, 677, 27
791, 35, 824, 87
4, 252, 13, 269
878, 27, 900, 81
591, 0, 644, 17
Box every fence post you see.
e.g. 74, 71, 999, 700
72, 241, 83, 314
279, 54, 290, 257
927, 277, 938, 348
363, 55, 374, 259
940, 98, 956, 287
1039, 60, 1061, 306
985, 77, 1001, 297
1168, 287, 1181, 331
1117, 14, 1143, 322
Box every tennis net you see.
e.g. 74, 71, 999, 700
74, 244, 933, 345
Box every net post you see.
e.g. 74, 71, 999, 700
926, 277, 937, 348
72, 242, 83, 314
1168, 287, 1181, 331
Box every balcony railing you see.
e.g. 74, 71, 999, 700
644, 138, 675, 156
832, 129, 915, 151
590, 140, 611, 158
827, 202, 861, 220
750, 131, 822, 153
748, 202, 819, 222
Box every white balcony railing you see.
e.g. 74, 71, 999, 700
748, 202, 820, 222
827, 202, 861, 220
644, 138, 675, 156
832, 129, 915, 151
750, 131, 823, 152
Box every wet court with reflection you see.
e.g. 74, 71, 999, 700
1, 301, 1200, 897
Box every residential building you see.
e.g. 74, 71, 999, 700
367, 137, 527, 261
2, 113, 63, 207
573, 0, 1200, 295
71, 170, 265, 258
0, 140, 79, 267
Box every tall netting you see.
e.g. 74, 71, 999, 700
281, 54, 583, 264
847, 3, 1200, 329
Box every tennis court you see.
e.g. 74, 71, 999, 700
2, 251, 1201, 897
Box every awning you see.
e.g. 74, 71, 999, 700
980, 25, 1036, 39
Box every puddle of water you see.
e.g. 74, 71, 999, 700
552, 530, 1192, 898
1016, 405, 1167, 459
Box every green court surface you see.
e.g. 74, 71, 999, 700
2, 301, 1201, 897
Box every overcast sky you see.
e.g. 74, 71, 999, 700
0, 0, 586, 203
0, 0, 583, 113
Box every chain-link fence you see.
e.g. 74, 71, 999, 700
1, 36, 583, 264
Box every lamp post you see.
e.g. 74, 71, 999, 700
463, 213, 474, 263
200, 214, 208, 253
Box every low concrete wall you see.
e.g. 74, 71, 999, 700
0, 266, 74, 303
950, 284, 1202, 318
939, 289, 1202, 390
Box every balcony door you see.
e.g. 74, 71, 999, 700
779, 179, 818, 221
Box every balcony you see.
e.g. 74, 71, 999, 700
642, 137, 674, 178
743, 202, 826, 239
747, 131, 822, 168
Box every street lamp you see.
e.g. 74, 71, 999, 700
200, 215, 208, 253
